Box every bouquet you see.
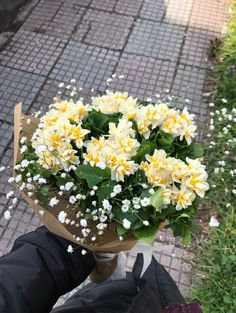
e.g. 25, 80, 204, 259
12, 85, 209, 251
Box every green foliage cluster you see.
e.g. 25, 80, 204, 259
190, 3, 236, 311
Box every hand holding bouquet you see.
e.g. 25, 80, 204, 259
13, 87, 209, 251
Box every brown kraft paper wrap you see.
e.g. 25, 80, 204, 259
14, 103, 139, 252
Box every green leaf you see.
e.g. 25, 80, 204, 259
150, 188, 163, 212
36, 184, 50, 208
158, 131, 174, 145
75, 164, 110, 188
69, 119, 77, 125
116, 224, 129, 237
97, 180, 116, 202
190, 142, 204, 158
176, 213, 190, 220
134, 225, 158, 245
87, 110, 109, 129
133, 140, 156, 162
170, 222, 192, 246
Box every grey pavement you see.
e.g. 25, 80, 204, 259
0, 0, 229, 301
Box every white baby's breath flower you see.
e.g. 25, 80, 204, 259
58, 211, 67, 223
149, 188, 155, 195
67, 245, 74, 253
102, 199, 112, 211
65, 182, 74, 191
12, 197, 18, 205
69, 195, 77, 204
50, 197, 59, 207
20, 137, 27, 144
92, 200, 97, 206
209, 216, 219, 227
4, 210, 11, 220
38, 178, 47, 184
143, 220, 150, 226
58, 82, 64, 88
8, 177, 15, 183
6, 191, 14, 199
21, 159, 30, 168
81, 249, 87, 255
123, 218, 131, 229
99, 215, 107, 222
90, 190, 95, 196
15, 174, 22, 183
61, 173, 67, 178
20, 145, 27, 153
0, 166, 6, 172
80, 219, 88, 227
140, 197, 150, 207
113, 184, 122, 194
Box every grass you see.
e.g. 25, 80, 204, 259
189, 2, 236, 312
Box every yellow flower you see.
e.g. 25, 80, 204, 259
109, 137, 140, 157
38, 150, 61, 171
106, 154, 139, 182
140, 150, 173, 187
69, 125, 90, 148
161, 110, 182, 136
172, 186, 196, 210
49, 133, 63, 149
185, 173, 209, 197
42, 109, 60, 126
162, 187, 172, 205
137, 120, 150, 139
83, 137, 107, 167
172, 159, 189, 183
54, 100, 70, 113
109, 118, 135, 139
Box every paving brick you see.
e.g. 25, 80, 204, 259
90, 0, 117, 12
63, 0, 91, 7
0, 148, 14, 194
190, 0, 229, 34
0, 66, 45, 124
30, 79, 100, 115
171, 64, 208, 115
23, 0, 85, 38
181, 27, 217, 68
170, 268, 181, 284
0, 122, 13, 156
50, 41, 120, 92
114, 53, 176, 100
140, 0, 166, 21
125, 20, 185, 61
73, 9, 133, 50
0, 30, 67, 76
22, 0, 62, 32
160, 253, 172, 269
164, 0, 193, 26
115, 0, 143, 16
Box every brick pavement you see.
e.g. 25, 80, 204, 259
0, 0, 229, 301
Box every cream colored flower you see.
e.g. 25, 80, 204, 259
172, 186, 196, 210
106, 154, 139, 182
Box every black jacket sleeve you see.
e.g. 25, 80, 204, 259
0, 226, 95, 313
